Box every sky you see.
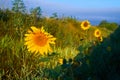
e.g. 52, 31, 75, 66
0, 0, 120, 25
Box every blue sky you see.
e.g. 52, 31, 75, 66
38, 0, 120, 9
0, 0, 120, 25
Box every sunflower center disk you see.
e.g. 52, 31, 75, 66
84, 22, 88, 27
96, 31, 100, 35
34, 33, 48, 47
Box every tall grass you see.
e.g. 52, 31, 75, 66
0, 9, 117, 79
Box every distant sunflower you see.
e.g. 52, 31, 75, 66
98, 36, 103, 42
81, 20, 91, 30
58, 58, 63, 64
94, 29, 101, 37
24, 26, 56, 55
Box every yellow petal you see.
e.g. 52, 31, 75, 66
49, 41, 55, 44
41, 26, 45, 32
49, 38, 56, 41
31, 26, 39, 32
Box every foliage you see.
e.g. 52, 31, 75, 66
99, 20, 118, 31
88, 27, 120, 80
12, 0, 26, 13
50, 12, 58, 18
30, 6, 42, 18
0, 6, 119, 80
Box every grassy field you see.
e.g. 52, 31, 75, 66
0, 9, 120, 80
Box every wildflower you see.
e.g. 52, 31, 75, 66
24, 26, 56, 55
58, 58, 63, 64
98, 36, 103, 42
94, 29, 101, 37
81, 20, 91, 30
93, 41, 97, 46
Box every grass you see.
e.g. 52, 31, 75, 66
0, 27, 112, 79
0, 33, 78, 79
0, 9, 118, 79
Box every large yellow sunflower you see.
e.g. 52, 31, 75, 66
24, 26, 56, 55
94, 29, 101, 37
81, 20, 91, 30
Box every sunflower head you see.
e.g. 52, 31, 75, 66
98, 36, 103, 42
81, 20, 91, 30
94, 29, 101, 37
24, 26, 56, 55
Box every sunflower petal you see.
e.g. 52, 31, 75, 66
31, 26, 39, 32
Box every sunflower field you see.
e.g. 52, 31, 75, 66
0, 8, 120, 80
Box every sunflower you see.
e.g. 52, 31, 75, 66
81, 20, 91, 30
98, 36, 103, 42
94, 29, 101, 37
24, 26, 56, 55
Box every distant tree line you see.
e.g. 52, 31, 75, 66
99, 20, 119, 31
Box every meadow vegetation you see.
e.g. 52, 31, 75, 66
0, 0, 120, 79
